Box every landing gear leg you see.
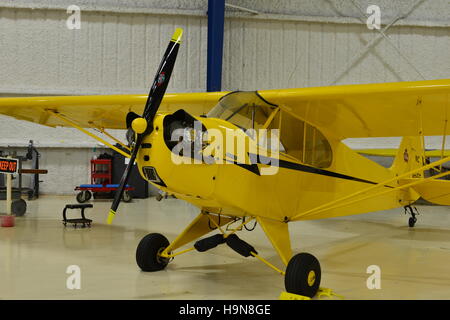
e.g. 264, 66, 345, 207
404, 205, 419, 228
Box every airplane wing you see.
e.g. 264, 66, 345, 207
0, 92, 226, 129
0, 79, 448, 138
259, 79, 450, 140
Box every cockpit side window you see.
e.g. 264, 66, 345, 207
207, 91, 332, 168
269, 109, 333, 168
280, 111, 304, 161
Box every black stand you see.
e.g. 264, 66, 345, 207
62, 204, 93, 228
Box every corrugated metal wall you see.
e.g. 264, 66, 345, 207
0, 1, 448, 96
223, 20, 449, 91
0, 1, 448, 194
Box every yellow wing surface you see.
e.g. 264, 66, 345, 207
0, 92, 226, 129
0, 79, 448, 138
259, 79, 450, 139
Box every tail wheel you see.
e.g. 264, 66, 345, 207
136, 233, 170, 272
285, 252, 321, 298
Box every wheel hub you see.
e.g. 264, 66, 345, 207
307, 270, 316, 287
156, 247, 170, 264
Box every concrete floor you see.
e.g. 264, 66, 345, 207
1, 195, 449, 300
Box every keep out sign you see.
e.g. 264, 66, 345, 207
0, 158, 18, 174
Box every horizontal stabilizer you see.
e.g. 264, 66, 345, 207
402, 178, 450, 205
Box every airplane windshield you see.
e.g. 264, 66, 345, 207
207, 91, 277, 130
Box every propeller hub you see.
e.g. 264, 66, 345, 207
132, 117, 148, 134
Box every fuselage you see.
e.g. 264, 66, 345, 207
136, 112, 418, 223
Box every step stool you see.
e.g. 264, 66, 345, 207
62, 204, 93, 228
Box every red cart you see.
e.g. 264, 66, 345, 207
74, 158, 133, 203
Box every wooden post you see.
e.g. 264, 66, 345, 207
6, 171, 11, 215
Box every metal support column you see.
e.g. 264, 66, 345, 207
207, 0, 225, 92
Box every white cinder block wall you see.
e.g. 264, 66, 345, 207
0, 0, 448, 194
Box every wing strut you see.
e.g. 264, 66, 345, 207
292, 154, 450, 220
46, 110, 131, 158
298, 169, 450, 220
90, 125, 131, 152
439, 106, 449, 172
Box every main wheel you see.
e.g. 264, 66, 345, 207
136, 233, 170, 272
408, 217, 416, 228
122, 190, 132, 203
285, 252, 321, 298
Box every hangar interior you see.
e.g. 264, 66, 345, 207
0, 0, 449, 300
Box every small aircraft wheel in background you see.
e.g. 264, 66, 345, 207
76, 191, 91, 203
122, 190, 132, 203
136, 233, 170, 272
12, 199, 27, 217
408, 217, 416, 228
285, 252, 321, 298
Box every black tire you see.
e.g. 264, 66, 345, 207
408, 217, 416, 228
285, 252, 321, 298
85, 191, 92, 201
136, 233, 170, 272
12, 199, 27, 217
122, 190, 132, 203
76, 191, 90, 203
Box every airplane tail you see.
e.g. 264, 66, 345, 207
390, 136, 426, 178
389, 136, 425, 205
390, 136, 450, 206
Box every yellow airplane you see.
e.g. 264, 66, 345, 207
1, 28, 450, 298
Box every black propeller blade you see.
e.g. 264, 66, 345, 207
107, 28, 183, 224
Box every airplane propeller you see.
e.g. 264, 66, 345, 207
107, 28, 183, 224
